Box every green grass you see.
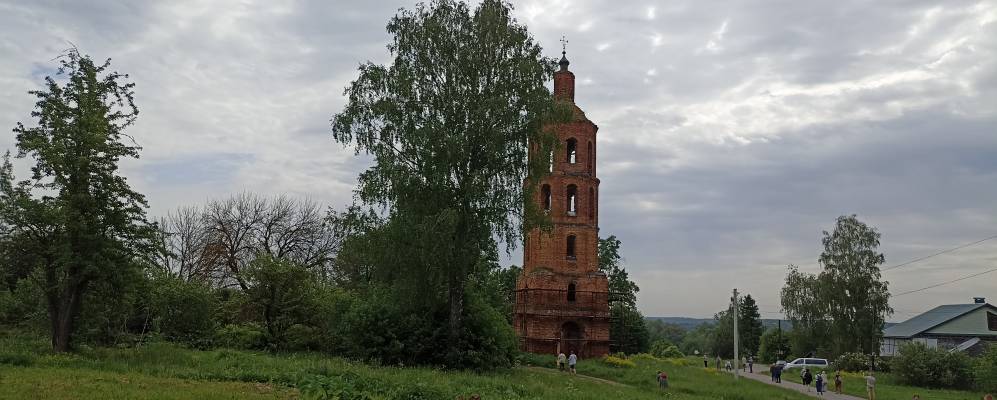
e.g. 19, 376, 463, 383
522, 354, 812, 399
0, 333, 817, 399
777, 368, 985, 400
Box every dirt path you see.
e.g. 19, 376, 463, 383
734, 370, 865, 400
525, 366, 626, 387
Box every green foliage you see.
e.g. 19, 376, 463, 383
711, 309, 735, 358
610, 303, 649, 355
601, 354, 636, 368
781, 215, 892, 358
149, 273, 217, 346
831, 352, 879, 372
758, 327, 791, 363
679, 323, 715, 356
973, 343, 997, 393
738, 294, 763, 356
646, 320, 686, 347
331, 0, 562, 360
340, 286, 516, 370
598, 235, 639, 308
890, 342, 973, 389
214, 324, 266, 350
1, 49, 154, 351
0, 278, 47, 328
242, 256, 317, 350
649, 340, 685, 359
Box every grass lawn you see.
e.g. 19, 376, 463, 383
523, 354, 812, 399
777, 368, 985, 400
2, 333, 815, 399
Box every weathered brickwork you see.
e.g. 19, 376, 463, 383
514, 54, 611, 358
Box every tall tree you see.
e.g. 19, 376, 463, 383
598, 235, 640, 308
598, 235, 648, 353
738, 294, 764, 356
1, 49, 154, 351
331, 0, 559, 350
781, 215, 892, 357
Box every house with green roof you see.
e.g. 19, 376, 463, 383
880, 298, 997, 357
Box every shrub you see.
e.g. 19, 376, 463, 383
242, 256, 319, 350
975, 343, 997, 393
649, 340, 685, 359
891, 342, 974, 389
832, 352, 878, 372
602, 354, 636, 368
149, 273, 217, 347
0, 352, 34, 367
215, 324, 266, 350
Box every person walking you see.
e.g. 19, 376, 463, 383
557, 351, 567, 371
716, 355, 721, 370
802, 368, 814, 392
834, 371, 843, 394
724, 359, 732, 371
567, 351, 578, 375
703, 354, 708, 368
774, 364, 783, 383
657, 370, 669, 390
741, 356, 747, 372
865, 371, 877, 400
748, 356, 754, 373
815, 371, 825, 396
769, 364, 777, 382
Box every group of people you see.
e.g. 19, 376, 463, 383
799, 368, 841, 395
703, 354, 754, 372
555, 350, 578, 374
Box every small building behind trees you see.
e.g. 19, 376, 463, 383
880, 298, 997, 357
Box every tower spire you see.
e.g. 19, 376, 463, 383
559, 35, 570, 71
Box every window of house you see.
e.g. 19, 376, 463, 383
567, 283, 576, 302
566, 235, 576, 260
567, 138, 577, 164
542, 184, 551, 212
566, 184, 577, 215
988, 311, 997, 331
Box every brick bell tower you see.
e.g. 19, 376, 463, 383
513, 45, 611, 358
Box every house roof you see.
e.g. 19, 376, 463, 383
883, 303, 993, 338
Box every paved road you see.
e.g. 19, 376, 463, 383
733, 369, 865, 400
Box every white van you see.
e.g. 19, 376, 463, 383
782, 357, 828, 370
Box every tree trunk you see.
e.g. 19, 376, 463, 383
50, 285, 83, 353
448, 269, 465, 343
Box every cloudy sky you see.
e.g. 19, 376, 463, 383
2, 0, 996, 320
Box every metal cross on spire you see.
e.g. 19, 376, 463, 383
560, 35, 569, 55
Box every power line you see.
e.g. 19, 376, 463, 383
892, 267, 997, 297
882, 234, 997, 272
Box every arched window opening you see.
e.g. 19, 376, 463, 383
587, 141, 593, 174
566, 235, 576, 260
542, 184, 551, 212
567, 283, 577, 302
588, 187, 595, 221
566, 185, 577, 216
566, 138, 577, 164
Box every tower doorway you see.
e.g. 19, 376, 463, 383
560, 321, 584, 355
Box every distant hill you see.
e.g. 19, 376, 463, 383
646, 316, 793, 331
647, 317, 894, 332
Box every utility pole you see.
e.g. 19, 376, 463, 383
733, 288, 740, 381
